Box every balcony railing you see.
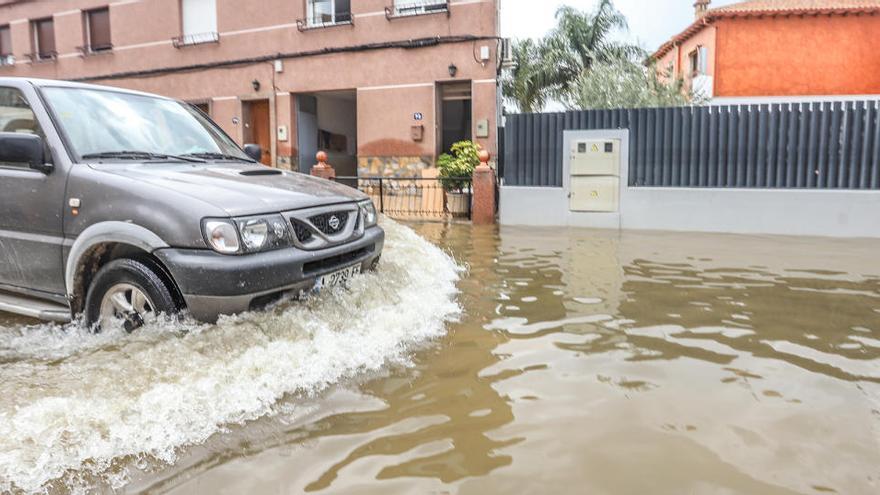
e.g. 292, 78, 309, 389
24, 51, 57, 63
385, 0, 449, 19
76, 43, 113, 56
297, 12, 354, 31
172, 32, 220, 48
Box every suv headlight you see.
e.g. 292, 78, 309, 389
202, 214, 292, 254
203, 220, 240, 254
359, 199, 378, 227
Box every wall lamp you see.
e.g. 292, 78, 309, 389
448, 63, 458, 78
252, 79, 261, 92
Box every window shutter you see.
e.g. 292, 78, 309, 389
699, 46, 709, 74
37, 19, 55, 57
182, 0, 217, 37
0, 26, 11, 56
88, 9, 111, 49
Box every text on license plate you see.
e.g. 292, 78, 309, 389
317, 264, 361, 288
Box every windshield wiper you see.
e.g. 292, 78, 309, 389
81, 151, 206, 163
180, 152, 254, 162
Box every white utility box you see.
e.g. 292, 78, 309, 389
570, 176, 620, 212
568, 138, 621, 212
570, 139, 620, 176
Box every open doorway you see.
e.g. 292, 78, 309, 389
296, 90, 357, 176
438, 81, 472, 154
242, 99, 271, 166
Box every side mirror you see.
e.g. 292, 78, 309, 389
0, 132, 52, 173
243, 144, 262, 163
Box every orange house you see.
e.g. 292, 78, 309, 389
653, 0, 880, 101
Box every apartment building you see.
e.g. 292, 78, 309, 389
0, 0, 501, 176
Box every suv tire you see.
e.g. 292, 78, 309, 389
84, 258, 178, 332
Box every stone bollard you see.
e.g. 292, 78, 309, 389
310, 151, 336, 180
471, 150, 496, 225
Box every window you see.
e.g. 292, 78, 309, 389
0, 87, 42, 168
31, 17, 56, 61
391, 0, 448, 17
83, 7, 112, 53
306, 0, 351, 27
191, 101, 210, 115
0, 25, 13, 66
689, 46, 708, 76
175, 0, 218, 47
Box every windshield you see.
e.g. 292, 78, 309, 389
41, 86, 251, 162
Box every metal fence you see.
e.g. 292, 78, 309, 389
335, 176, 472, 220
503, 101, 880, 190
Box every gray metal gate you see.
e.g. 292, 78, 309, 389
503, 101, 880, 190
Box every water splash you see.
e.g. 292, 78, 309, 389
0, 219, 462, 493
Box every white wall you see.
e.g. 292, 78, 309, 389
500, 129, 880, 239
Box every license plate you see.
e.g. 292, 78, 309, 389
316, 264, 361, 289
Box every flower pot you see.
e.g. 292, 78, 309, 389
446, 191, 471, 218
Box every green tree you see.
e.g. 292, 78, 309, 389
501, 38, 552, 114
543, 2, 644, 101
502, 1, 700, 112
437, 140, 481, 192
567, 58, 700, 110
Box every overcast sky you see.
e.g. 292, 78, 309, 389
501, 0, 740, 52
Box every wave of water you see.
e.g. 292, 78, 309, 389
0, 220, 462, 493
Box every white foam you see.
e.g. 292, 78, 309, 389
0, 219, 462, 493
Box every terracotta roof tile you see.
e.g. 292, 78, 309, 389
712, 0, 880, 13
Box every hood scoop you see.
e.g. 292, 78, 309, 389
239, 168, 283, 176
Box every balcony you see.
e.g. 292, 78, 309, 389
385, 0, 449, 19
297, 12, 354, 31
172, 32, 220, 48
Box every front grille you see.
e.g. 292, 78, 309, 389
310, 212, 349, 235
291, 220, 313, 243
303, 245, 374, 275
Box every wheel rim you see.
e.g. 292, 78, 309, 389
99, 283, 156, 332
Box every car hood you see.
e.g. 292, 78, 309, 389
90, 162, 366, 216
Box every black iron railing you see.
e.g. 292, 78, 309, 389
385, 1, 450, 19
297, 12, 354, 31
335, 176, 472, 220
172, 32, 219, 48
76, 43, 113, 56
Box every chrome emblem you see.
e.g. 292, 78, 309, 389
328, 215, 341, 231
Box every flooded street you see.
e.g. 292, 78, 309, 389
1, 221, 879, 494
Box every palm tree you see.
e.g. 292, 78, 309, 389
501, 38, 552, 114
544, 2, 645, 102
502, 1, 645, 112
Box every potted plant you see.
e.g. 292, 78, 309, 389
437, 140, 481, 217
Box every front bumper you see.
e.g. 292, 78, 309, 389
155, 226, 384, 322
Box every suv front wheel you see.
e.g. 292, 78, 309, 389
84, 258, 178, 332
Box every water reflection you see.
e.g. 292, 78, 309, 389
3, 222, 879, 494
145, 224, 878, 495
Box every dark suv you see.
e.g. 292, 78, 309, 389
0, 78, 383, 330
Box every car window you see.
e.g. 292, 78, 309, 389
0, 87, 41, 134
40, 86, 249, 161
0, 87, 43, 168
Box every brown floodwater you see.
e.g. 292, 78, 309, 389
1, 221, 879, 494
